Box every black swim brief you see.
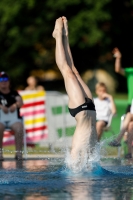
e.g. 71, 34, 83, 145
68, 97, 96, 117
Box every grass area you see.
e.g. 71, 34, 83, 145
113, 93, 128, 99
2, 145, 63, 155
3, 145, 49, 155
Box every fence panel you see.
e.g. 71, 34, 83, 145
44, 91, 76, 148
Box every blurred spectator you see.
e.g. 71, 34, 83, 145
109, 100, 133, 158
0, 71, 23, 160
25, 76, 44, 91
94, 82, 116, 141
112, 47, 133, 113
125, 102, 133, 158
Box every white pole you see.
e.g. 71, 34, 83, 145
62, 95, 66, 138
23, 117, 27, 159
118, 114, 125, 158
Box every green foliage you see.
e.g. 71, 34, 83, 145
46, 0, 111, 47
69, 0, 111, 47
0, 0, 132, 91
0, 0, 52, 87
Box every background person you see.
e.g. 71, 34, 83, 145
0, 71, 23, 160
125, 101, 133, 158
109, 100, 133, 158
94, 82, 116, 141
25, 75, 44, 91
125, 121, 133, 159
109, 48, 133, 155
112, 47, 133, 113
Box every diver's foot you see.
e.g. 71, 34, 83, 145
108, 140, 121, 147
62, 16, 68, 36
52, 17, 63, 38
125, 153, 132, 159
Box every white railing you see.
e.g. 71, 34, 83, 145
41, 91, 76, 150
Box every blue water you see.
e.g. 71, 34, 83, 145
0, 157, 133, 199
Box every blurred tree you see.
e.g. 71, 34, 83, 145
0, 0, 54, 87
47, 0, 111, 47
0, 0, 111, 88
0, 0, 133, 92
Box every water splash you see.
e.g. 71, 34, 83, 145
100, 135, 121, 158
64, 142, 101, 173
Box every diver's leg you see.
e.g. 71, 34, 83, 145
0, 123, 5, 160
53, 17, 85, 108
62, 16, 93, 100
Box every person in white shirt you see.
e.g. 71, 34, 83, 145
94, 82, 116, 141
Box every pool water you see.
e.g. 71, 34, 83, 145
0, 157, 133, 200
